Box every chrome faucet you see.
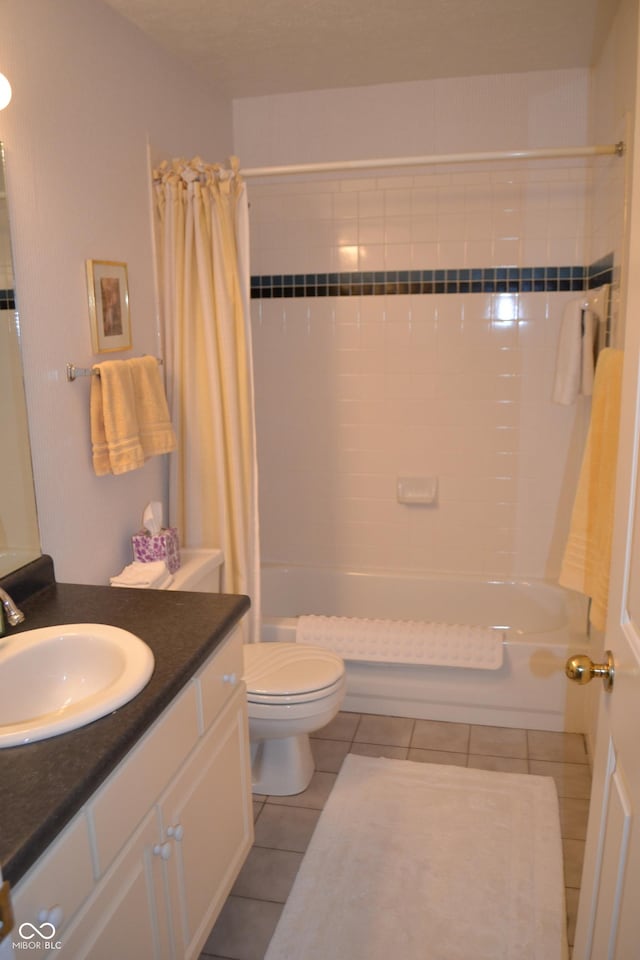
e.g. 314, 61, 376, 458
0, 587, 25, 631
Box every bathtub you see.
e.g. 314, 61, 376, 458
261, 564, 589, 733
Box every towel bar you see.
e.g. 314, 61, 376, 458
66, 358, 163, 382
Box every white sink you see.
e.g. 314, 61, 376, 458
0, 623, 155, 748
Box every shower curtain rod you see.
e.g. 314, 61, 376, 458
240, 141, 624, 179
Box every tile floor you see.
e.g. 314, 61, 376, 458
200, 711, 591, 960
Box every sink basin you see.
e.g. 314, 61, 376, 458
0, 623, 155, 747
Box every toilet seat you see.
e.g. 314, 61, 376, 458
244, 643, 345, 705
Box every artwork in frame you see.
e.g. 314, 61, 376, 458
86, 259, 132, 353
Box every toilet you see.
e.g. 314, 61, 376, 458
243, 642, 346, 796
165, 549, 346, 796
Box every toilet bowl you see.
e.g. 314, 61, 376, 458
243, 642, 346, 796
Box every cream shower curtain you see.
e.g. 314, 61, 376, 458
153, 156, 260, 641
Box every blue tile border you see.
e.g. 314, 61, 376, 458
588, 253, 614, 289
250, 256, 613, 300
0, 288, 15, 309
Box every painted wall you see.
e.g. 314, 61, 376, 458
0, 0, 232, 584
235, 70, 601, 578
233, 69, 590, 168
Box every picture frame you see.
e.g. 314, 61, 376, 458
86, 259, 132, 354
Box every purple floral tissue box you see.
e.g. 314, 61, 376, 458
131, 528, 181, 574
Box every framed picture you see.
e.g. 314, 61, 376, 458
86, 259, 132, 353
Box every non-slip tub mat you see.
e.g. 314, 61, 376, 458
265, 754, 567, 960
296, 614, 504, 669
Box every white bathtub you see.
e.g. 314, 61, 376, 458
261, 564, 590, 732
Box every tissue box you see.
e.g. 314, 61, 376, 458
132, 527, 181, 574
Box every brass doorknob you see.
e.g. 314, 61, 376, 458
565, 650, 614, 691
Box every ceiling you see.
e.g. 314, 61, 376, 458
103, 0, 620, 99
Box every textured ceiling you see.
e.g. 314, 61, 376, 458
103, 0, 620, 99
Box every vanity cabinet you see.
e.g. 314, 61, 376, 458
7, 626, 252, 959
52, 809, 170, 959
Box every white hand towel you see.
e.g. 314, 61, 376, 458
110, 560, 171, 588
553, 298, 583, 405
581, 309, 596, 397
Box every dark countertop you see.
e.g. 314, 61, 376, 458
0, 572, 250, 887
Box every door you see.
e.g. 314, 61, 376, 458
572, 40, 640, 960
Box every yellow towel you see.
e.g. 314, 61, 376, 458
127, 356, 177, 458
90, 360, 145, 476
559, 347, 624, 630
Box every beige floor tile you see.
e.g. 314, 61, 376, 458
253, 803, 321, 853
529, 760, 592, 799
558, 797, 590, 840
411, 719, 469, 753
468, 754, 528, 774
312, 710, 361, 741
231, 847, 303, 903
311, 737, 351, 772
469, 725, 527, 758
201, 895, 282, 960
565, 887, 580, 947
349, 742, 409, 760
563, 838, 586, 888
407, 747, 468, 766
528, 730, 588, 764
354, 713, 415, 746
267, 770, 337, 810
210, 713, 585, 960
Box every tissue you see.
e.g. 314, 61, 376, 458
132, 501, 181, 573
142, 501, 163, 536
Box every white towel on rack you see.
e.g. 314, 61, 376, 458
553, 298, 584, 405
581, 308, 596, 397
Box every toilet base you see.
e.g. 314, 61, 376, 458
250, 733, 315, 796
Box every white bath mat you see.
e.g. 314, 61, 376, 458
265, 755, 567, 960
296, 614, 504, 669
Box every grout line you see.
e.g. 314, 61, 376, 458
208, 718, 586, 960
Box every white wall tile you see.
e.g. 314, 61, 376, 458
244, 66, 618, 581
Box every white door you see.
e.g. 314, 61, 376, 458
572, 41, 640, 959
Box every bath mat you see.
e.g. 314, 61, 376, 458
296, 614, 504, 669
264, 755, 567, 960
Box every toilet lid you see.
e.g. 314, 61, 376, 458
243, 643, 345, 698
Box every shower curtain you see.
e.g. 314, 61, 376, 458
153, 156, 260, 642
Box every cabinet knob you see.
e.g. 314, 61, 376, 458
166, 824, 184, 841
153, 842, 172, 860
223, 672, 237, 685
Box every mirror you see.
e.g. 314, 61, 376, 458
0, 142, 41, 577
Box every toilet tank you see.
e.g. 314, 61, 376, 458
168, 548, 224, 592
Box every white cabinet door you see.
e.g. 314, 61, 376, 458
161, 684, 254, 960
59, 809, 170, 960
10, 811, 93, 950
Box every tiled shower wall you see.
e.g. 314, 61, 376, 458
249, 163, 600, 579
